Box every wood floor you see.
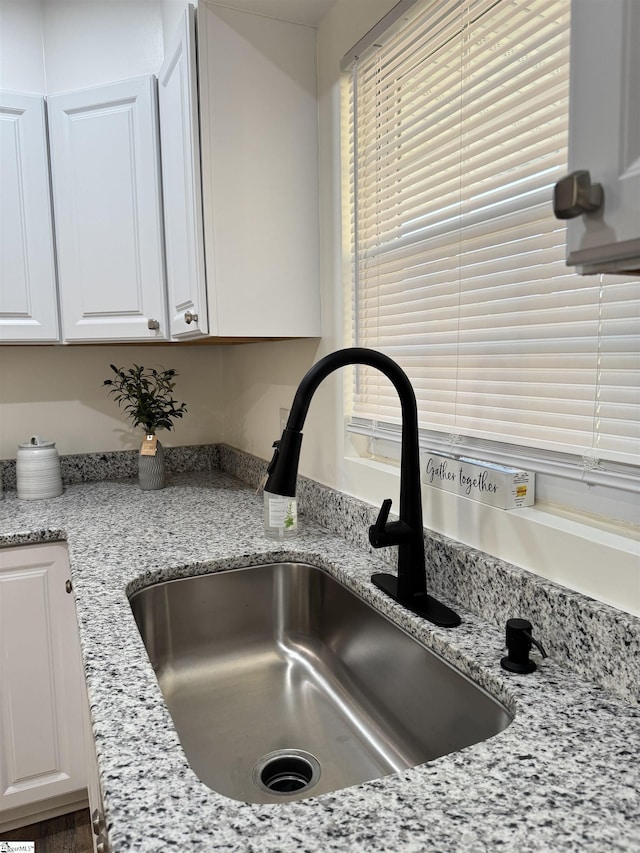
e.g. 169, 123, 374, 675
0, 809, 93, 852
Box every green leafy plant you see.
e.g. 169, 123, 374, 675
103, 364, 187, 433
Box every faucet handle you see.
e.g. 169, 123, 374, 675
369, 499, 393, 547
369, 499, 415, 548
266, 440, 281, 476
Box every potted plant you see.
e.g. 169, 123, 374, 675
103, 364, 187, 490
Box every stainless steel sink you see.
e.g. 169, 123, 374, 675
129, 562, 512, 804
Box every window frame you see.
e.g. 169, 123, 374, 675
342, 0, 640, 526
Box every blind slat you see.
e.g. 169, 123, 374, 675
348, 0, 640, 466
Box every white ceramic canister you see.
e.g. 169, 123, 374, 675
16, 435, 63, 500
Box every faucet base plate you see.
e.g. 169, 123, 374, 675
371, 574, 461, 628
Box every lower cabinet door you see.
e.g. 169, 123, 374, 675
0, 542, 86, 817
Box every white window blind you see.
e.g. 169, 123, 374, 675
347, 0, 640, 468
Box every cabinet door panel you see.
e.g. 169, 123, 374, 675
0, 543, 85, 812
158, 6, 208, 339
1, 569, 59, 784
566, 0, 640, 272
0, 92, 59, 342
48, 77, 168, 341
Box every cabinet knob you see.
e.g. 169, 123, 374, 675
65, 579, 73, 594
553, 170, 604, 219
184, 311, 198, 325
147, 319, 160, 331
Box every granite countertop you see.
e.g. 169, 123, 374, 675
1, 468, 639, 852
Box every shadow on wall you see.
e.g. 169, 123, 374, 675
221, 338, 322, 459
0, 345, 226, 458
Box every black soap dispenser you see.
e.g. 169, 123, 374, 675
501, 618, 547, 674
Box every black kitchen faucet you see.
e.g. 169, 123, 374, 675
264, 347, 460, 628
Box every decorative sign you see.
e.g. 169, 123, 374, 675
421, 452, 535, 509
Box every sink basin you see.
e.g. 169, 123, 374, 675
129, 562, 512, 804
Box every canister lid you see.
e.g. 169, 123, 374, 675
19, 435, 56, 449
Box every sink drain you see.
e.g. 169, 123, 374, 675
253, 749, 321, 796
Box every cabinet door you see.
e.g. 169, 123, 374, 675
48, 77, 168, 341
197, 5, 321, 337
565, 0, 640, 273
0, 543, 86, 815
158, 6, 208, 339
0, 92, 60, 343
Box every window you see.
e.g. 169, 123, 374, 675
345, 0, 639, 510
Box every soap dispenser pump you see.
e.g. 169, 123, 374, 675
263, 435, 300, 539
500, 618, 547, 674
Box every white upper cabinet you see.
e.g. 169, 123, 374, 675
558, 0, 640, 274
157, 5, 208, 339
47, 76, 169, 341
1, 1, 321, 344
0, 92, 60, 343
159, 3, 321, 339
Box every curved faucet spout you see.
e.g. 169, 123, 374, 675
264, 347, 460, 628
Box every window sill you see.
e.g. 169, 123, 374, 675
341, 453, 640, 617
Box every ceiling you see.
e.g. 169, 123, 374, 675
206, 0, 338, 27
34, 1, 339, 29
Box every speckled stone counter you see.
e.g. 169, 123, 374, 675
1, 462, 639, 852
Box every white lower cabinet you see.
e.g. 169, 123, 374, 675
0, 542, 87, 829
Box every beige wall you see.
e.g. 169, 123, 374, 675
0, 345, 225, 457
221, 0, 397, 485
